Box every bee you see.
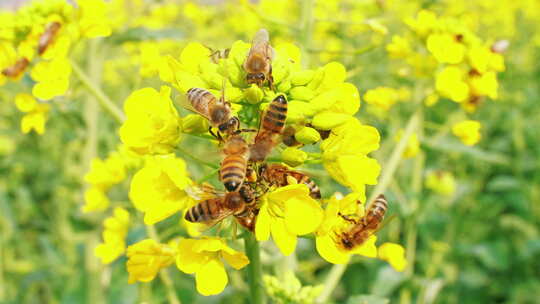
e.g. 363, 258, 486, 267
209, 48, 230, 64
184, 185, 256, 226
338, 194, 388, 250
220, 134, 250, 192
185, 87, 240, 138
259, 163, 321, 199
38, 21, 62, 55
281, 125, 301, 147
243, 28, 275, 89
249, 94, 287, 162
2, 58, 30, 78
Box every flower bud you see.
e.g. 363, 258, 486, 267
243, 84, 264, 104
277, 79, 292, 92
311, 112, 351, 130
291, 69, 315, 86
295, 127, 321, 145
307, 68, 325, 90
182, 114, 209, 134
289, 86, 315, 101
281, 147, 307, 167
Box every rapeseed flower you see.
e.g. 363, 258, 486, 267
129, 155, 194, 225
82, 186, 110, 213
15, 93, 50, 135
452, 120, 481, 146
256, 184, 323, 256
435, 66, 469, 103
95, 207, 130, 264
395, 130, 420, 158
84, 156, 126, 191
426, 33, 466, 64
426, 171, 457, 196
321, 118, 381, 202
176, 237, 249, 296
77, 0, 112, 38
126, 239, 176, 283
30, 58, 71, 100
378, 242, 408, 272
119, 86, 182, 155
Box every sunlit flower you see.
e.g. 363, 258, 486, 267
129, 155, 194, 225
119, 86, 182, 155
426, 33, 466, 64
469, 71, 499, 99
30, 58, 71, 100
363, 86, 406, 111
425, 170, 456, 196
84, 155, 126, 190
176, 237, 249, 296
127, 239, 176, 283
386, 35, 412, 58
378, 242, 407, 272
82, 186, 110, 213
78, 0, 112, 38
321, 118, 380, 201
15, 93, 50, 135
405, 10, 438, 37
316, 193, 378, 264
435, 66, 469, 103
452, 120, 481, 146
255, 184, 323, 256
95, 207, 130, 264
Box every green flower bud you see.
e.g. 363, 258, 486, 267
289, 86, 315, 101
243, 84, 264, 104
277, 79, 292, 92
181, 114, 209, 134
295, 127, 321, 144
311, 112, 351, 130
281, 147, 307, 167
291, 69, 315, 86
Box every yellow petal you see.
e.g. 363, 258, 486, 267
351, 235, 378, 258
271, 219, 297, 256
378, 242, 407, 272
176, 238, 207, 274
195, 259, 228, 296
284, 197, 323, 235
255, 203, 271, 241
221, 250, 250, 270
315, 234, 350, 264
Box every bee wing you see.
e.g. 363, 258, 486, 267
372, 214, 397, 234
199, 207, 237, 228
248, 29, 270, 56
185, 184, 224, 201
175, 92, 214, 121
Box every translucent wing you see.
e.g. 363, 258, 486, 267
248, 29, 270, 56
185, 184, 224, 201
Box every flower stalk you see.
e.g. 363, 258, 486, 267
244, 233, 266, 304
316, 107, 422, 303
71, 59, 126, 123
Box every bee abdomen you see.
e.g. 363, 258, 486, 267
220, 156, 247, 192
366, 195, 388, 223
185, 200, 220, 222
187, 88, 215, 113
263, 95, 287, 133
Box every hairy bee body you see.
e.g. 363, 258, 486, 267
249, 95, 287, 162
260, 163, 321, 199
339, 194, 388, 250
186, 88, 239, 134
184, 187, 255, 223
2, 58, 29, 78
244, 29, 274, 89
220, 135, 250, 192
38, 22, 62, 55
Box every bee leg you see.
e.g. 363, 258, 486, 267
268, 65, 275, 91
338, 212, 358, 223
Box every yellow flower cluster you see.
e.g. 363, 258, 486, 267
452, 119, 482, 146
95, 207, 130, 264
14, 93, 50, 135
387, 10, 505, 112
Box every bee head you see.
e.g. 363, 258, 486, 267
246, 73, 265, 84
341, 237, 354, 250
239, 186, 255, 203
218, 117, 239, 133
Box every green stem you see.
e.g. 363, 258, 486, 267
299, 0, 315, 67
146, 226, 181, 304
244, 234, 266, 304
316, 108, 421, 304
71, 59, 125, 124
176, 146, 219, 169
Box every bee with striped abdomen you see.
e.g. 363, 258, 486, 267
338, 194, 389, 250
38, 21, 62, 55
259, 163, 321, 199
249, 94, 287, 162
185, 87, 240, 139
2, 58, 30, 78
220, 134, 250, 192
244, 29, 275, 90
